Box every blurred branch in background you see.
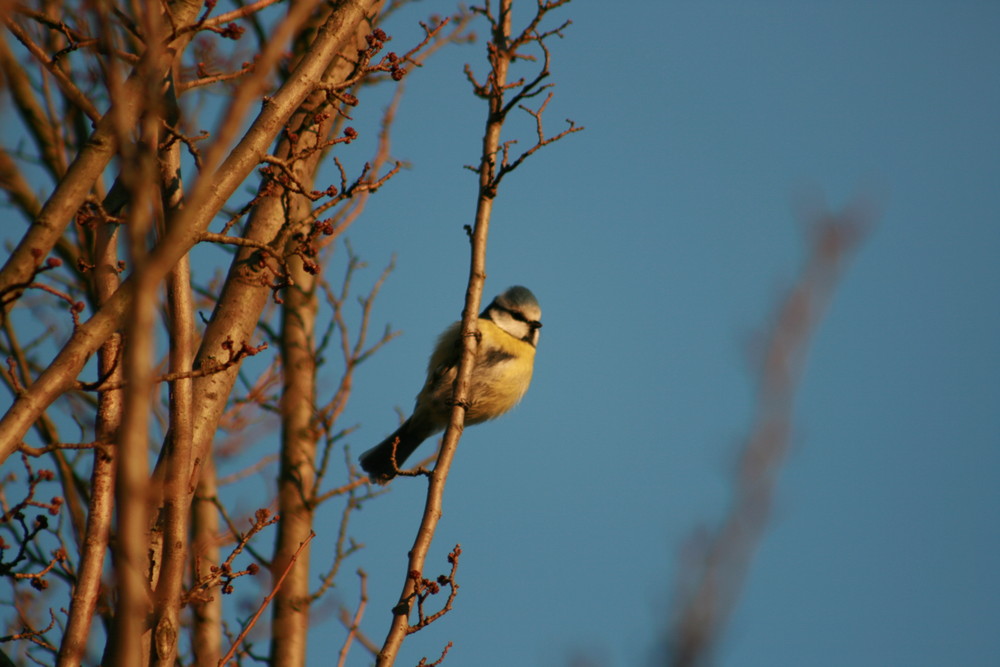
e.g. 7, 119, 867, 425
662, 199, 875, 667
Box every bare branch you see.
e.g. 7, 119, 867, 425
1, 16, 101, 123
336, 569, 369, 667
0, 0, 387, 465
405, 545, 462, 634
218, 531, 314, 666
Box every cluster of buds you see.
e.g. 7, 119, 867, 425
215, 22, 245, 40
289, 213, 339, 275
408, 544, 461, 612
364, 28, 389, 51
386, 51, 407, 81
188, 508, 274, 602
312, 219, 336, 237
409, 568, 451, 596
219, 337, 268, 363
0, 460, 66, 593
309, 185, 339, 200
359, 29, 407, 81
212, 561, 260, 595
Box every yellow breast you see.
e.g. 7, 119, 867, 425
418, 318, 537, 427
465, 319, 536, 424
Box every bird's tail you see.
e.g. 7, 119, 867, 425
359, 417, 435, 484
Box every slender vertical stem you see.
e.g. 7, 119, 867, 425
190, 458, 222, 667
268, 4, 387, 658
271, 220, 319, 666
56, 224, 122, 667
110, 185, 157, 667
375, 3, 513, 665
151, 109, 194, 666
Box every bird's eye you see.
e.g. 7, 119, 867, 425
503, 306, 527, 322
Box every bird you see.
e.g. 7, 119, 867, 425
359, 285, 542, 483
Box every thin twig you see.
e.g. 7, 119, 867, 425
336, 569, 369, 667
217, 531, 315, 666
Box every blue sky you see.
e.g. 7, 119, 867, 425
2, 1, 998, 666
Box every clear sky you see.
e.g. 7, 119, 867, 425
3, 2, 999, 666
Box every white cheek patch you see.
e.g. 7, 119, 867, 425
494, 311, 530, 341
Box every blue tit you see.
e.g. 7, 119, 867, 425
359, 285, 542, 483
